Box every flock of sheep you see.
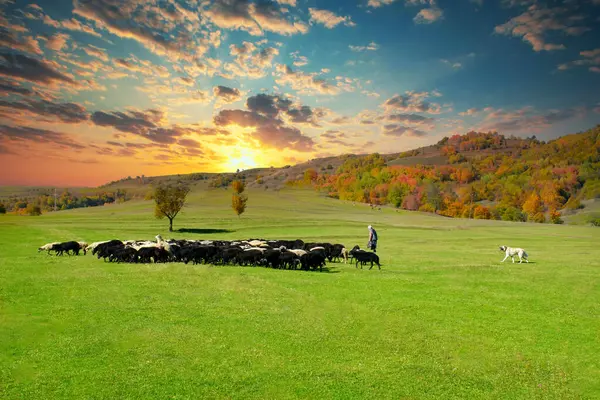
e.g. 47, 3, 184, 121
38, 236, 382, 271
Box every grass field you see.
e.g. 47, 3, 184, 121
1, 187, 599, 399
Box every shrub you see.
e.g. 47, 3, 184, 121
473, 205, 492, 219
549, 209, 564, 224
418, 203, 436, 213
501, 206, 526, 222
531, 212, 546, 223
26, 204, 42, 216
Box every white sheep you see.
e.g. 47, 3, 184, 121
340, 247, 349, 264
78, 241, 89, 255
243, 247, 267, 253
38, 242, 59, 254
287, 249, 307, 257
247, 240, 267, 247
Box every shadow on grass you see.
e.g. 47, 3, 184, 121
316, 267, 340, 274
177, 228, 235, 234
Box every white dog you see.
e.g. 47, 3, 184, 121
499, 246, 529, 263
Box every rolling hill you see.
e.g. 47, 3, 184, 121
2, 127, 599, 225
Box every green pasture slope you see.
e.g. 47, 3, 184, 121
1, 187, 599, 399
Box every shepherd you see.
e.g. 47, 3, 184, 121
367, 225, 378, 253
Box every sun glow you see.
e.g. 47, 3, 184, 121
222, 145, 261, 171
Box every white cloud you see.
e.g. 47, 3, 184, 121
349, 42, 379, 52
494, 5, 589, 51
414, 7, 443, 24
309, 8, 356, 28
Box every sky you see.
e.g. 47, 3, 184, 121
0, 0, 599, 187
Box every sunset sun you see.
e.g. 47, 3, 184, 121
223, 153, 259, 172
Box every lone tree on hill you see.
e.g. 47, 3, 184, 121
231, 180, 247, 217
154, 182, 191, 231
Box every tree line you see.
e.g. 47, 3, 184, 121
0, 189, 130, 216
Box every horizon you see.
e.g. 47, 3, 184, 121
1, 0, 600, 186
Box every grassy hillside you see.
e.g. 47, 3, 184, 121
1, 187, 599, 399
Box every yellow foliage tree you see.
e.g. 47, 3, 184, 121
232, 180, 245, 194
232, 193, 247, 217
231, 180, 247, 217
522, 192, 544, 222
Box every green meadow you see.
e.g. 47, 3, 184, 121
1, 187, 599, 399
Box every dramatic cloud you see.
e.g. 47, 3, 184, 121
382, 91, 443, 114
319, 130, 353, 147
0, 27, 42, 55
349, 42, 379, 52
308, 8, 356, 28
477, 106, 584, 132
246, 93, 292, 116
0, 78, 32, 96
386, 113, 435, 126
91, 108, 165, 135
44, 33, 69, 51
72, 0, 214, 62
204, 0, 308, 36
286, 105, 322, 125
83, 44, 109, 62
494, 5, 590, 51
0, 124, 87, 149
0, 99, 88, 123
23, 4, 103, 37
213, 85, 242, 104
113, 56, 170, 78
214, 93, 315, 152
382, 124, 428, 137
0, 52, 77, 86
